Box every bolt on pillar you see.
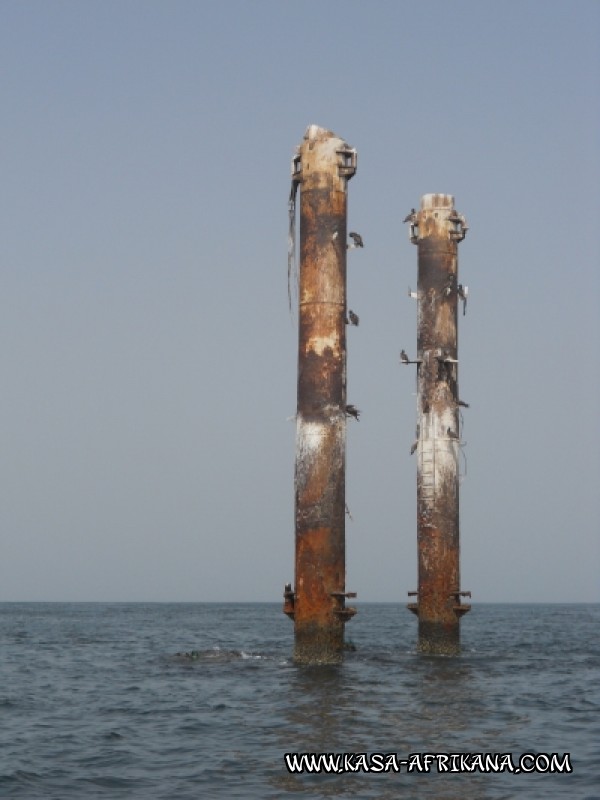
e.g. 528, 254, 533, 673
283, 124, 357, 664
405, 194, 471, 655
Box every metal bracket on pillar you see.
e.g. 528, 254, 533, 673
283, 584, 295, 619
330, 591, 358, 621
407, 590, 419, 616
403, 208, 419, 244
292, 151, 302, 181
336, 147, 357, 178
448, 212, 468, 242
449, 590, 472, 616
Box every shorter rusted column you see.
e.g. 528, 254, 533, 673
404, 194, 471, 655
284, 125, 357, 665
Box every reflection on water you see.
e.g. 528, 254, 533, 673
270, 650, 493, 800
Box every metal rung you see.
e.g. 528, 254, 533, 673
334, 606, 357, 620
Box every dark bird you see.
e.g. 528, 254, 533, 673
458, 399, 470, 408
410, 441, 418, 455
348, 309, 359, 326
348, 231, 364, 248
403, 208, 416, 223
345, 404, 361, 421
447, 427, 459, 440
443, 272, 456, 297
400, 349, 410, 364
457, 283, 468, 316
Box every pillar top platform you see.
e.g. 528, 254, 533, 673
294, 125, 357, 183
421, 193, 454, 210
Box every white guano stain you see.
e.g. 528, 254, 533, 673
308, 332, 340, 358
295, 417, 345, 490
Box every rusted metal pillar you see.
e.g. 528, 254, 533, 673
404, 194, 471, 655
283, 124, 357, 664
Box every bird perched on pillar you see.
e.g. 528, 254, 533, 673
458, 399, 470, 409
348, 232, 364, 248
457, 284, 468, 316
403, 209, 416, 223
400, 349, 410, 364
443, 272, 457, 297
345, 404, 360, 421
348, 309, 359, 326
410, 424, 420, 454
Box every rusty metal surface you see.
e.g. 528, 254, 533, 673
408, 194, 470, 655
285, 125, 357, 665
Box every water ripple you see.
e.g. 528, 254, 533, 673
0, 602, 596, 799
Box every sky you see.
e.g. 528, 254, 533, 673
1, 0, 599, 603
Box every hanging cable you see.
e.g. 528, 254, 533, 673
287, 179, 299, 315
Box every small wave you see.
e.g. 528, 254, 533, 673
240, 650, 264, 660
0, 770, 44, 787
103, 730, 123, 740
0, 697, 17, 708
173, 647, 265, 664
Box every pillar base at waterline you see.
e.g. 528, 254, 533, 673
417, 620, 461, 656
294, 622, 345, 665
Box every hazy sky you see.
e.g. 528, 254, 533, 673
1, 1, 599, 603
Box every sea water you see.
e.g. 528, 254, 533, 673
1, 602, 598, 799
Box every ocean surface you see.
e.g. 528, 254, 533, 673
0, 602, 598, 799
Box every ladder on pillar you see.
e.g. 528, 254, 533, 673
420, 441, 436, 501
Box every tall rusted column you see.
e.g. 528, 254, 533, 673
283, 124, 357, 664
405, 194, 471, 655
